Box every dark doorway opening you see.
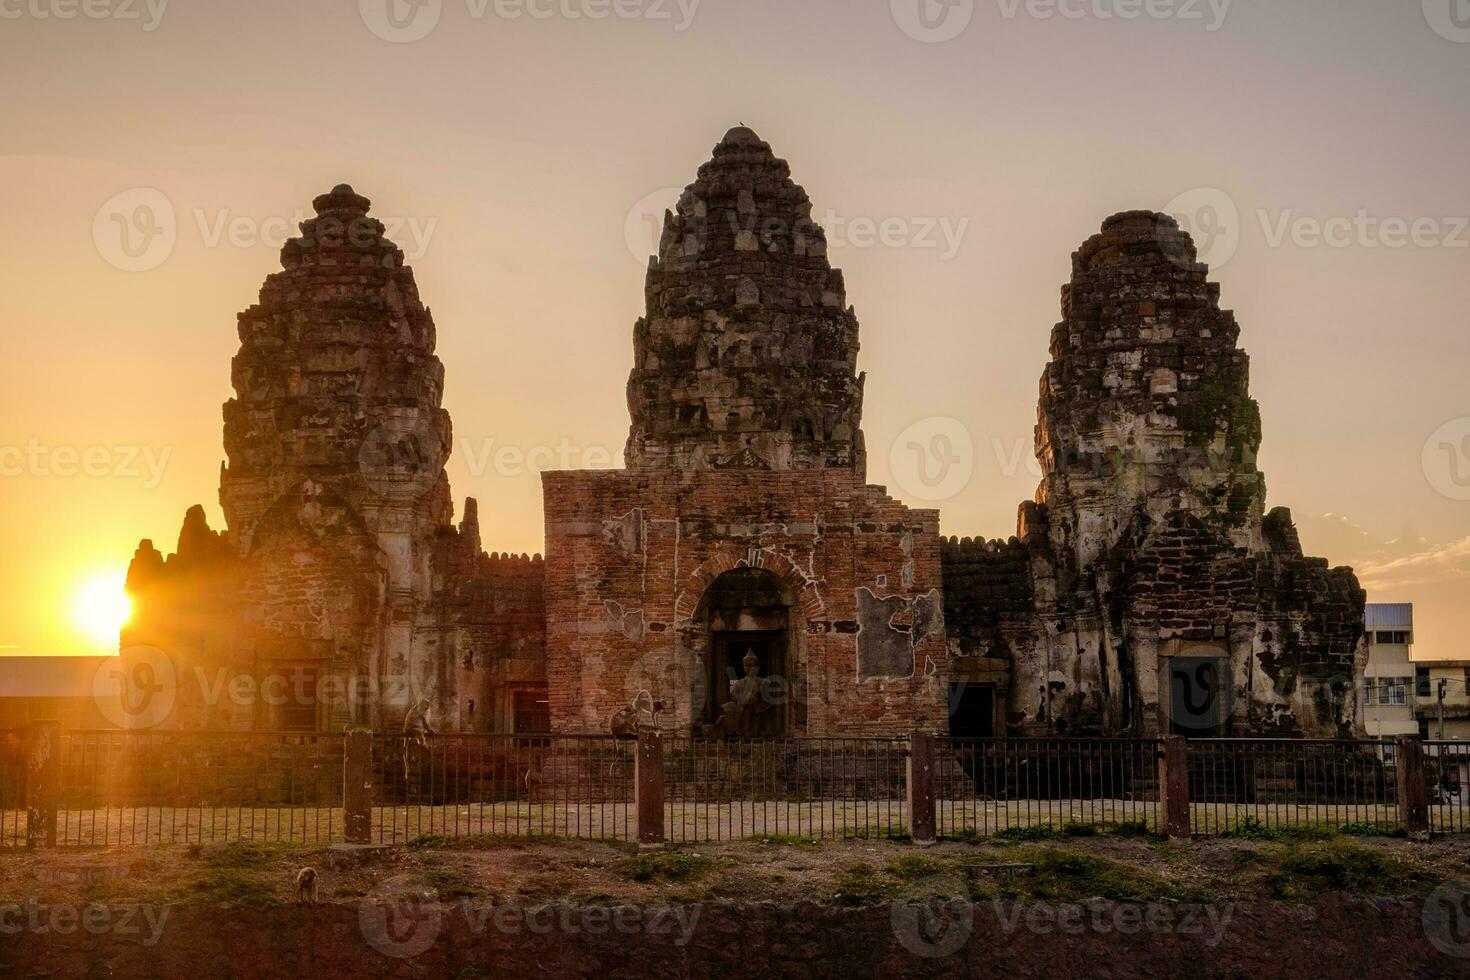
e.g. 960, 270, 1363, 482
1168, 657, 1230, 736
949, 683, 996, 739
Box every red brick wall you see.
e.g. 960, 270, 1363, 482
543, 468, 949, 736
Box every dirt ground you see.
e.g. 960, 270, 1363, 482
0, 831, 1468, 977
0, 828, 1468, 909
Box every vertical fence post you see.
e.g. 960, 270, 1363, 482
23, 721, 60, 849
1396, 736, 1429, 837
635, 730, 665, 849
1159, 735, 1191, 839
343, 728, 373, 845
907, 731, 937, 846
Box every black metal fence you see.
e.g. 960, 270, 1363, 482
936, 738, 1161, 838
1, 728, 1467, 847
50, 730, 342, 846
1426, 740, 1470, 833
661, 736, 908, 842
1186, 739, 1401, 835
370, 734, 635, 844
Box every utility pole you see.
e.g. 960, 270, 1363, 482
1438, 678, 1447, 741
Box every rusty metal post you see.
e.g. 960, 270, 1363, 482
635, 730, 665, 849
907, 732, 937, 846
1396, 736, 1429, 837
1158, 735, 1191, 840
23, 722, 60, 849
343, 728, 374, 844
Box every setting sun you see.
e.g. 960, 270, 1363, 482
71, 571, 132, 650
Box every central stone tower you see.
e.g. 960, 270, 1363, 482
545, 127, 948, 737
625, 126, 865, 474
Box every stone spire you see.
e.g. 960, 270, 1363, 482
1035, 211, 1265, 567
219, 183, 453, 553
624, 126, 866, 473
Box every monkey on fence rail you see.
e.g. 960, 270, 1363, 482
402, 699, 435, 785
609, 690, 664, 738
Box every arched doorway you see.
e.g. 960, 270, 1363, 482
694, 567, 798, 736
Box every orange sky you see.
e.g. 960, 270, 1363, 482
1, 0, 1467, 660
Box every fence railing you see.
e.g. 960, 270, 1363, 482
1186, 738, 1401, 835
936, 738, 1161, 838
0, 726, 1464, 847
660, 736, 908, 842
370, 733, 635, 844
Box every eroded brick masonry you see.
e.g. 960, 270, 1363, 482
123, 128, 1366, 739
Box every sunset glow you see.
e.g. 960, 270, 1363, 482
70, 571, 131, 651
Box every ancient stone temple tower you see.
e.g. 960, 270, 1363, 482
120, 132, 1366, 741
625, 125, 865, 473
545, 127, 950, 736
941, 212, 1366, 738
124, 185, 547, 733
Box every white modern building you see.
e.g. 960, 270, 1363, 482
1361, 603, 1418, 737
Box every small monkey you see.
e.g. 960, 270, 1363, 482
402, 699, 435, 783
295, 866, 318, 904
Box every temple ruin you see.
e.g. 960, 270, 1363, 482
123, 127, 1367, 739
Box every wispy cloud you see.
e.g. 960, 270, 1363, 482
1357, 535, 1470, 592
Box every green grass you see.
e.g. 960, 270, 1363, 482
746, 833, 819, 847
1266, 841, 1430, 901
885, 854, 947, 882
994, 825, 1057, 842
1220, 817, 1405, 843
1018, 849, 1207, 904
832, 862, 901, 905
611, 852, 727, 884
